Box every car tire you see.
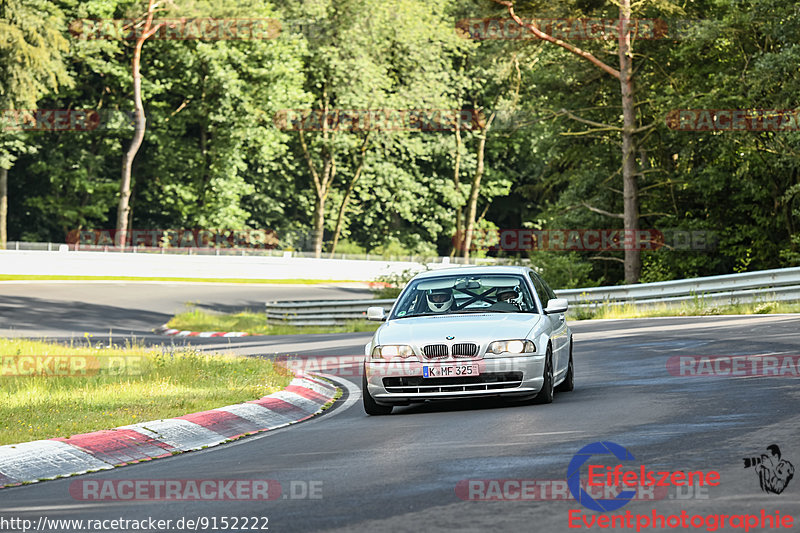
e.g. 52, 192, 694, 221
534, 345, 554, 404
556, 339, 574, 393
362, 372, 393, 415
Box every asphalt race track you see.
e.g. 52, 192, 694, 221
1, 283, 799, 532
0, 281, 372, 339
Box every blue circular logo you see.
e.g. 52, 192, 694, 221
567, 441, 637, 512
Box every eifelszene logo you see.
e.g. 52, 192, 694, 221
744, 445, 794, 494
567, 441, 721, 513
568, 441, 637, 512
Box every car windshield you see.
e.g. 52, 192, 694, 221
390, 274, 537, 319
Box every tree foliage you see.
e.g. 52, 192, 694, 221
2, 0, 799, 285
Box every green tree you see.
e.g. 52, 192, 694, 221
0, 0, 71, 248
280, 0, 465, 257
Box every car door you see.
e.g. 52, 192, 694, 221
530, 272, 569, 376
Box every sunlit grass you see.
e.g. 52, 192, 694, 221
0, 337, 293, 445
569, 298, 800, 320
167, 309, 380, 335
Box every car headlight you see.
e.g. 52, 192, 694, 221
371, 345, 416, 360
487, 340, 536, 355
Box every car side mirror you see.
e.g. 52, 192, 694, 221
544, 298, 568, 314
367, 306, 387, 321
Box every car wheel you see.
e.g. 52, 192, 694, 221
556, 339, 574, 393
362, 371, 393, 415
534, 345, 554, 404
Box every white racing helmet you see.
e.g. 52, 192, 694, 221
497, 287, 521, 307
426, 288, 453, 312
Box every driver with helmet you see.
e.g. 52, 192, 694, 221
426, 288, 454, 313
491, 287, 521, 311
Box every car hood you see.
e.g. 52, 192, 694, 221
375, 313, 543, 346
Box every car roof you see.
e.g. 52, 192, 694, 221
412, 265, 531, 280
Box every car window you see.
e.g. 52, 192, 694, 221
528, 272, 549, 309
390, 274, 538, 318
540, 274, 557, 301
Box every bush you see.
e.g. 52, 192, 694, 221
372, 267, 427, 299
527, 251, 599, 290
330, 239, 366, 255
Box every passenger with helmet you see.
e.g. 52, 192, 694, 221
425, 288, 454, 313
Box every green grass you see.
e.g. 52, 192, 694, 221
167, 309, 380, 335
0, 275, 359, 284
568, 298, 800, 320
0, 338, 293, 445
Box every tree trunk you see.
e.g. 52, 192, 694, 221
491, 1, 641, 282
330, 134, 370, 256
329, 167, 359, 257
462, 113, 495, 260
197, 127, 209, 208
313, 194, 326, 257
0, 167, 7, 249
619, 0, 641, 283
450, 122, 463, 257
117, 1, 159, 247
299, 89, 339, 258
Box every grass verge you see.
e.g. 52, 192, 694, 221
166, 309, 380, 335
0, 275, 360, 284
568, 299, 800, 320
0, 338, 293, 445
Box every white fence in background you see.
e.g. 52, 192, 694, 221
0, 249, 433, 281
3, 241, 528, 265
0, 242, 531, 281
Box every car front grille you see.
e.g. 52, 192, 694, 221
422, 343, 479, 360
382, 372, 523, 394
422, 344, 448, 359
451, 343, 478, 358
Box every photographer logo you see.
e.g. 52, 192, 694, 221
744, 445, 794, 494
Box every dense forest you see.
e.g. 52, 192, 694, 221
1, 0, 799, 287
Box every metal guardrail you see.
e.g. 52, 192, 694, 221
265, 267, 800, 325
265, 299, 397, 326
557, 266, 800, 306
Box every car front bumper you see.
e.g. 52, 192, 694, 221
364, 355, 546, 403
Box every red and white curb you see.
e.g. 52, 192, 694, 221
154, 325, 249, 337
0, 375, 337, 488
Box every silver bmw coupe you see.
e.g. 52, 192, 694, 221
362, 266, 573, 415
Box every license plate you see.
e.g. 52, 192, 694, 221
423, 365, 479, 378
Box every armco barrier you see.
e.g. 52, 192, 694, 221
265, 267, 800, 324
265, 299, 397, 326
556, 266, 800, 305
